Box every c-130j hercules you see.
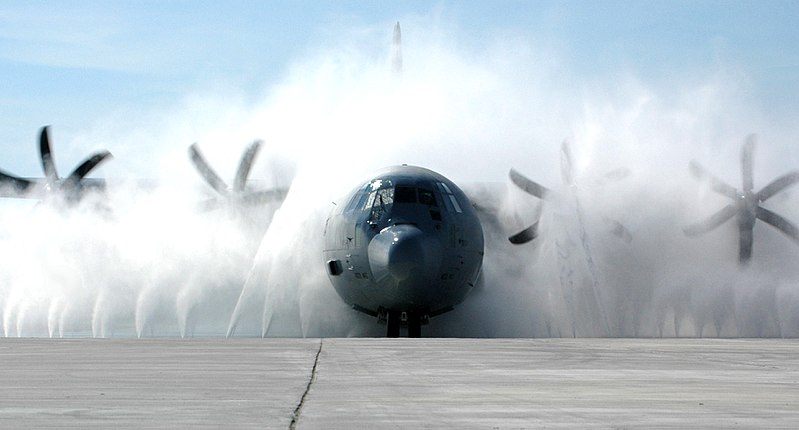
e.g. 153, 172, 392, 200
2, 24, 798, 338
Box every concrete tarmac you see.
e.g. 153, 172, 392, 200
0, 338, 797, 428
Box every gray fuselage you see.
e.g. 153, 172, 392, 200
323, 165, 484, 323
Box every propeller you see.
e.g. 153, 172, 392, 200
684, 134, 799, 265
0, 126, 112, 202
508, 140, 632, 244
189, 140, 286, 211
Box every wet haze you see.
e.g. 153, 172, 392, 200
1, 3, 799, 337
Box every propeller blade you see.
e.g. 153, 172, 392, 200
683, 203, 737, 236
509, 169, 552, 200
688, 160, 739, 199
241, 189, 288, 205
189, 143, 229, 195
64, 151, 113, 187
756, 206, 799, 243
757, 171, 799, 202
741, 134, 756, 193
509, 222, 539, 245
0, 169, 35, 193
39, 126, 59, 185
233, 140, 262, 192
738, 221, 754, 265
560, 140, 574, 186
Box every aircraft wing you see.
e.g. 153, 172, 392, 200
0, 176, 109, 200
0, 172, 43, 198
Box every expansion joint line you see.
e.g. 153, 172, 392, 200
290, 339, 323, 429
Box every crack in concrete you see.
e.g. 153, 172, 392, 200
289, 339, 323, 429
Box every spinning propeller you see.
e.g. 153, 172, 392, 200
684, 134, 799, 265
0, 126, 112, 203
189, 140, 286, 211
508, 141, 632, 245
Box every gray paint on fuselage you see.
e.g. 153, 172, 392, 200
323, 165, 484, 319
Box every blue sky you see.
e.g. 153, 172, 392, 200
1, 1, 798, 178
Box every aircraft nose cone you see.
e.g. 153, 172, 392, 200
368, 224, 432, 282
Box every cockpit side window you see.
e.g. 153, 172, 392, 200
346, 190, 369, 212
364, 192, 379, 209
436, 182, 463, 213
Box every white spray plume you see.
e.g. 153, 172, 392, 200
1, 21, 798, 338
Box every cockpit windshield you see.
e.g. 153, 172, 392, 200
352, 179, 462, 218
389, 186, 438, 205
418, 189, 437, 206
365, 187, 393, 209
394, 186, 416, 203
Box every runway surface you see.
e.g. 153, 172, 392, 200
0, 338, 797, 428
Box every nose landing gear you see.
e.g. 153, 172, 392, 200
379, 308, 429, 338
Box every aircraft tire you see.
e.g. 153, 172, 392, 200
408, 314, 422, 338
387, 311, 401, 338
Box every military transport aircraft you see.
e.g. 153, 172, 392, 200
3, 126, 799, 338
2, 22, 797, 339
323, 165, 485, 337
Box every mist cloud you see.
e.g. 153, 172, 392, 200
2, 20, 798, 338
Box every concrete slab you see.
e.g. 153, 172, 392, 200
0, 338, 797, 428
301, 338, 799, 428
0, 338, 320, 428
